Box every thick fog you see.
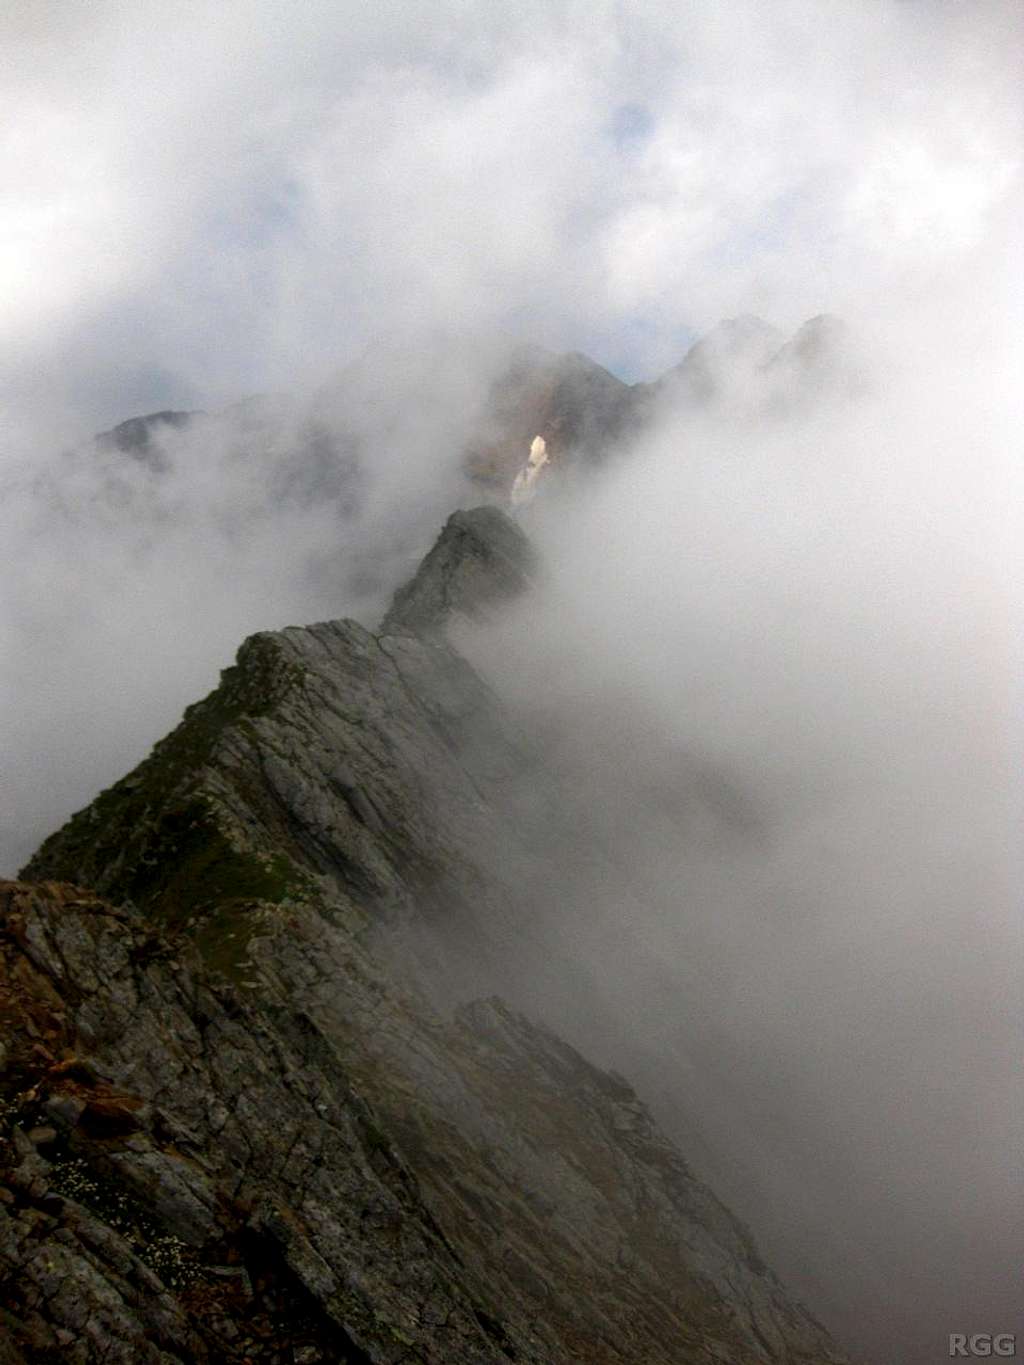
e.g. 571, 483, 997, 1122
0, 334, 521, 871
1, 4, 1021, 1363
455, 290, 1022, 1362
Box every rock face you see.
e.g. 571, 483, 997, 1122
463, 346, 640, 489
381, 506, 536, 636
0, 881, 547, 1364
8, 509, 852, 1363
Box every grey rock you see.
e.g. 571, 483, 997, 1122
1, 875, 848, 1362
0, 882, 555, 1364
381, 505, 536, 636
102, 1147, 216, 1247
44, 1094, 87, 1130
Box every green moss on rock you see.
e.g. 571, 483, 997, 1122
20, 633, 314, 975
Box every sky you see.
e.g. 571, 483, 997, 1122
1, 3, 1022, 1362
1, 0, 1019, 452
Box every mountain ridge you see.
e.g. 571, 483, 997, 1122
6, 505, 854, 1363
85, 314, 851, 502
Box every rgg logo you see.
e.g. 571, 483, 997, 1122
949, 1335, 1017, 1358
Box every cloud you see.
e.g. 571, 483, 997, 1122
0, 0, 1018, 450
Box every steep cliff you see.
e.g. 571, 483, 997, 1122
8, 508, 852, 1363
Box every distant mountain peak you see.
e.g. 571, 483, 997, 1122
96, 409, 197, 469
657, 316, 784, 404
98, 408, 196, 444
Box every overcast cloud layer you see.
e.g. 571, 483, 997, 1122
1, 4, 1022, 1364
1, 0, 1020, 452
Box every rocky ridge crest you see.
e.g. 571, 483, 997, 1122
6, 508, 852, 1363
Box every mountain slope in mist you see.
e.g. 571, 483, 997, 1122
5, 507, 851, 1365
72, 313, 847, 538
0, 313, 847, 882
5, 306, 1014, 1365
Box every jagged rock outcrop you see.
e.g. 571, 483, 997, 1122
9, 510, 852, 1363
0, 881, 551, 1364
381, 507, 536, 636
